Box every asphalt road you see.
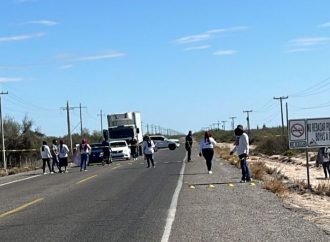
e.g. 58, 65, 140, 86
0, 144, 329, 242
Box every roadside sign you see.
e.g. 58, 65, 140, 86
289, 117, 330, 149
289, 119, 307, 149
306, 118, 330, 147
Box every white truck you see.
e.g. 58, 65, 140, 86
105, 112, 143, 155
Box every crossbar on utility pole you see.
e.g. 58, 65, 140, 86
229, 117, 237, 130
243, 110, 253, 134
0, 91, 8, 173
221, 121, 227, 130
274, 96, 289, 135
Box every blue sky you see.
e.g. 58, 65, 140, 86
1, 0, 330, 136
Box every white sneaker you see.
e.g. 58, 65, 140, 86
84, 169, 88, 172
50, 172, 54, 174
208, 171, 213, 174
43, 172, 47, 175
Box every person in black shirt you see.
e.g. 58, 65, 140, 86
185, 130, 193, 162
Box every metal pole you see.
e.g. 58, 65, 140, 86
79, 103, 83, 136
66, 101, 73, 156
100, 110, 103, 133
286, 102, 289, 134
305, 149, 311, 189
0, 95, 7, 172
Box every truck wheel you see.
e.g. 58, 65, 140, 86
168, 143, 176, 150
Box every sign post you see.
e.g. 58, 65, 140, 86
288, 118, 330, 188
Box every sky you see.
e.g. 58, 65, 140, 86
1, 0, 330, 136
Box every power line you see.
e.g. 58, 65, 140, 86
243, 110, 253, 134
273, 96, 288, 135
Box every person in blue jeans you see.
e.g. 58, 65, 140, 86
230, 125, 251, 183
80, 139, 91, 171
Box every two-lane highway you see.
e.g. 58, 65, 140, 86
0, 147, 186, 242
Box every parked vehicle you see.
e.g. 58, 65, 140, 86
110, 140, 131, 160
104, 112, 143, 155
89, 142, 110, 163
149, 135, 180, 150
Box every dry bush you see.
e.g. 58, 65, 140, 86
250, 162, 267, 180
313, 183, 330, 196
289, 179, 309, 195
263, 178, 288, 196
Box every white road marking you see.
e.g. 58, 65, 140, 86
0, 174, 41, 187
161, 154, 187, 242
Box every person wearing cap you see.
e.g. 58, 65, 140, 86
185, 130, 193, 162
79, 138, 91, 171
230, 125, 251, 183
199, 131, 217, 174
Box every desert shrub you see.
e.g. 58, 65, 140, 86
254, 136, 289, 156
313, 184, 330, 196
263, 178, 288, 196
289, 179, 309, 195
250, 162, 267, 180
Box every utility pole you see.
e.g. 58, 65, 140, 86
274, 96, 289, 135
243, 110, 253, 134
61, 101, 73, 156
221, 121, 227, 130
0, 91, 8, 173
79, 103, 87, 136
229, 117, 237, 130
97, 109, 105, 133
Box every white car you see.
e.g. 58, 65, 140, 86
110, 140, 131, 160
149, 135, 180, 150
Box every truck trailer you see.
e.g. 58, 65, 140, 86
104, 112, 143, 155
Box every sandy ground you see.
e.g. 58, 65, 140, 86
217, 143, 330, 234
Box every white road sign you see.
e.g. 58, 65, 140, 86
289, 119, 307, 149
289, 117, 330, 149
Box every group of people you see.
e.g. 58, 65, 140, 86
40, 139, 70, 174
185, 125, 251, 183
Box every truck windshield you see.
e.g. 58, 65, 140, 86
109, 127, 134, 139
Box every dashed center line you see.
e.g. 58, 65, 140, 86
0, 198, 44, 218
76, 175, 98, 185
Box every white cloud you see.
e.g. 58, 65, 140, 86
0, 32, 45, 42
290, 37, 330, 46
57, 51, 125, 63
285, 48, 311, 53
22, 20, 59, 26
184, 45, 210, 51
74, 52, 125, 62
175, 34, 211, 44
0, 77, 24, 82
319, 22, 330, 28
213, 50, 237, 56
206, 26, 248, 34
60, 65, 73, 69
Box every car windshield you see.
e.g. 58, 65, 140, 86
91, 143, 104, 148
109, 127, 134, 139
110, 142, 126, 148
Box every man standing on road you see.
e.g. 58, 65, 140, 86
185, 130, 193, 162
230, 125, 252, 183
50, 139, 60, 173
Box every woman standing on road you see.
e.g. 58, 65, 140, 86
58, 140, 70, 173
79, 139, 91, 171
199, 131, 217, 174
143, 135, 156, 168
40, 141, 53, 174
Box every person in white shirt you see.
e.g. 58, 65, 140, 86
58, 140, 70, 173
40, 141, 53, 174
199, 131, 217, 174
143, 135, 156, 168
79, 138, 91, 171
230, 125, 251, 183
50, 139, 60, 173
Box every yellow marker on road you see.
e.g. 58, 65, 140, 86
228, 183, 234, 187
76, 175, 98, 185
208, 184, 215, 188
189, 185, 195, 189
0, 198, 44, 218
